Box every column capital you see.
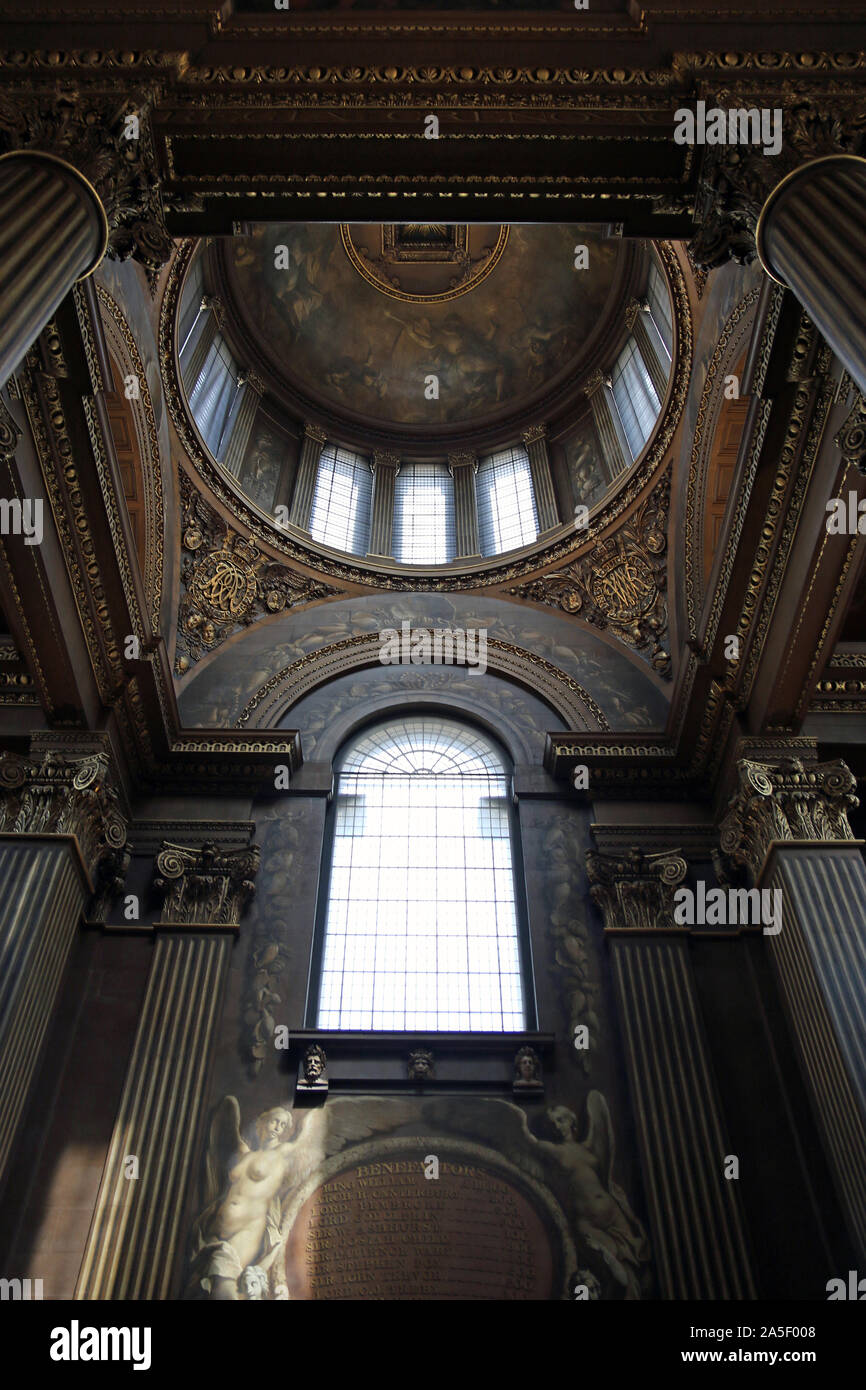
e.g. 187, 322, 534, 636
153, 839, 260, 929
447, 448, 477, 472
372, 448, 401, 471
202, 294, 225, 329
303, 421, 328, 445
689, 102, 863, 272
0, 741, 128, 887
586, 366, 614, 394
239, 368, 265, 396
719, 757, 859, 881
0, 88, 173, 275
521, 423, 548, 446
624, 299, 641, 332
586, 847, 687, 933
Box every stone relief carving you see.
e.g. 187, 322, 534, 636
544, 818, 601, 1079
176, 473, 339, 674
186, 1093, 649, 1301
241, 805, 304, 1075
509, 472, 671, 676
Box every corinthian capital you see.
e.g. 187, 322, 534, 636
0, 746, 128, 884
154, 840, 260, 928
719, 757, 859, 881
586, 847, 688, 933
689, 96, 866, 271
0, 87, 172, 274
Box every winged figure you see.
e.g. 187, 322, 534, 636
423, 1091, 650, 1299
186, 1096, 414, 1299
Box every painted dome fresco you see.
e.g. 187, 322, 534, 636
219, 223, 626, 430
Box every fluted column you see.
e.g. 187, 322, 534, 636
222, 369, 264, 478
0, 737, 128, 1190
584, 369, 628, 482
588, 847, 757, 1299
0, 91, 173, 387
757, 156, 866, 396
0, 153, 107, 387
448, 449, 480, 559
720, 756, 866, 1260
75, 839, 260, 1299
368, 449, 401, 559
626, 299, 669, 402
521, 424, 559, 532
288, 422, 328, 530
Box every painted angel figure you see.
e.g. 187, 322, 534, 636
424, 1090, 649, 1299
187, 1100, 298, 1300
187, 1096, 415, 1299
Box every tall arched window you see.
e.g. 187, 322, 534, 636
314, 715, 529, 1032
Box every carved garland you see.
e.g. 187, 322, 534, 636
682, 287, 761, 644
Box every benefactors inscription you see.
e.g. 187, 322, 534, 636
288, 1156, 554, 1300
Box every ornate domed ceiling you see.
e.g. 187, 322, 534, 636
219, 223, 626, 430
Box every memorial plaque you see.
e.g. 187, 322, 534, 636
286, 1154, 555, 1299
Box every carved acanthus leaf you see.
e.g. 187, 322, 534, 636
689, 94, 866, 271
586, 848, 688, 933
719, 757, 859, 881
154, 840, 261, 927
0, 747, 128, 884
0, 86, 172, 273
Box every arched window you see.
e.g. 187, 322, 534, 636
314, 715, 529, 1031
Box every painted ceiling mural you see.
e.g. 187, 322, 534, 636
224, 225, 623, 427
177, 593, 670, 731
